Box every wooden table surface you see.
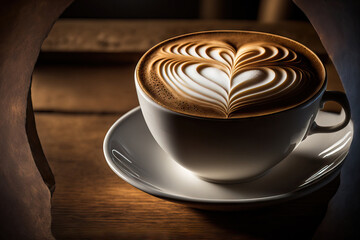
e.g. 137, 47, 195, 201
33, 20, 343, 240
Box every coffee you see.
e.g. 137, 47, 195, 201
136, 31, 325, 119
135, 31, 350, 182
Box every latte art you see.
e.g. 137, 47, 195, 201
155, 41, 308, 117
136, 31, 324, 118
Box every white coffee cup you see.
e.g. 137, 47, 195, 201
135, 33, 351, 183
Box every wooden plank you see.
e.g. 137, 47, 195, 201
0, 1, 71, 239
33, 20, 344, 113
31, 61, 343, 113
32, 64, 139, 113
41, 19, 326, 55
35, 113, 340, 240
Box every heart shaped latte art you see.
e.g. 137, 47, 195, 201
151, 41, 313, 118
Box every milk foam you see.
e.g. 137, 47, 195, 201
137, 31, 324, 118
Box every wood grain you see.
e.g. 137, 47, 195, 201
31, 62, 342, 113
32, 20, 343, 113
35, 113, 340, 240
41, 20, 327, 55
32, 64, 139, 113
0, 1, 72, 239
31, 20, 348, 239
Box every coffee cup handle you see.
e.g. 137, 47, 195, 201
308, 91, 351, 135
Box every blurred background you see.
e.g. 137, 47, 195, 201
60, 0, 307, 21
39, 0, 315, 64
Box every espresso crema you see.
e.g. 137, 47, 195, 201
136, 31, 325, 118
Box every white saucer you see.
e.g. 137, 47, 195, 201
103, 107, 353, 210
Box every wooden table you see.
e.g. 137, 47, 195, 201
33, 20, 343, 239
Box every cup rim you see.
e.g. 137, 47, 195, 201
135, 30, 327, 121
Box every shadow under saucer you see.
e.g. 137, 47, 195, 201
104, 107, 351, 210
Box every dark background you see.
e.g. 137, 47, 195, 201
60, 0, 308, 20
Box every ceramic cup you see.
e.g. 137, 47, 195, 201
135, 33, 351, 183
